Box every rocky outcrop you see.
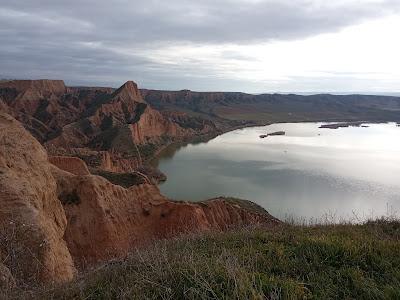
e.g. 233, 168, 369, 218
49, 156, 91, 176
0, 79, 66, 93
0, 113, 279, 285
130, 106, 186, 144
0, 80, 227, 175
28, 161, 271, 269
111, 81, 143, 104
0, 80, 79, 142
0, 113, 75, 284
0, 80, 67, 109
87, 81, 145, 128
30, 80, 218, 172
51, 165, 279, 268
0, 79, 68, 130
51, 166, 167, 266
198, 199, 279, 230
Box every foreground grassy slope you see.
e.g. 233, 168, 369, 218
18, 219, 400, 300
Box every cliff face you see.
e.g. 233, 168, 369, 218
0, 79, 221, 174
51, 163, 279, 268
0, 113, 280, 285
0, 80, 67, 107
130, 107, 186, 144
0, 113, 75, 284
48, 156, 91, 176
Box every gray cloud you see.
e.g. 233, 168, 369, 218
1, 0, 400, 90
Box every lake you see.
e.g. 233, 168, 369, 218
154, 123, 400, 222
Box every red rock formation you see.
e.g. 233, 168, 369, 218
52, 164, 279, 267
41, 80, 214, 171
88, 81, 144, 128
0, 113, 279, 284
0, 113, 75, 284
49, 156, 91, 176
0, 80, 80, 142
112, 81, 143, 104
0, 80, 223, 174
0, 80, 67, 107
130, 106, 186, 144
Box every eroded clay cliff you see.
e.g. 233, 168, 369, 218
51, 162, 279, 269
0, 79, 221, 175
0, 113, 75, 284
0, 113, 280, 286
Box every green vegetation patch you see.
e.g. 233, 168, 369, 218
91, 169, 147, 188
87, 126, 119, 151
131, 103, 147, 124
137, 143, 158, 160
81, 92, 113, 118
207, 197, 271, 216
19, 219, 400, 299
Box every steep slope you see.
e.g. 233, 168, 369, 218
0, 81, 102, 143
0, 80, 225, 176
0, 113, 280, 285
0, 113, 75, 284
51, 165, 279, 268
45, 80, 210, 173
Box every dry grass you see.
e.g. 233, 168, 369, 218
0, 221, 46, 294
6, 218, 400, 300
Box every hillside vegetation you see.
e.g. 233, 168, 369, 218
11, 219, 400, 300
141, 90, 400, 123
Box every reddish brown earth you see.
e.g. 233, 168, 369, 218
5, 78, 398, 290
0, 112, 280, 286
0, 113, 75, 284
2, 79, 399, 290
0, 80, 228, 177
49, 156, 91, 176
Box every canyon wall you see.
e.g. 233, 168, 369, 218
0, 113, 280, 285
0, 113, 75, 284
0, 80, 223, 175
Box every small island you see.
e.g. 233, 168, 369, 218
260, 131, 286, 138
319, 122, 366, 129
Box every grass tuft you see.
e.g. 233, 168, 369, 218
9, 219, 400, 299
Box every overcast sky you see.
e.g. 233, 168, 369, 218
1, 0, 400, 93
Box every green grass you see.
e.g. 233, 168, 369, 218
16, 219, 400, 300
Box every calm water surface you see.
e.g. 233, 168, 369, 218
155, 123, 400, 221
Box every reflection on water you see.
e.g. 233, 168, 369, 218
154, 123, 400, 221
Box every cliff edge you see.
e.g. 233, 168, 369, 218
0, 112, 280, 286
